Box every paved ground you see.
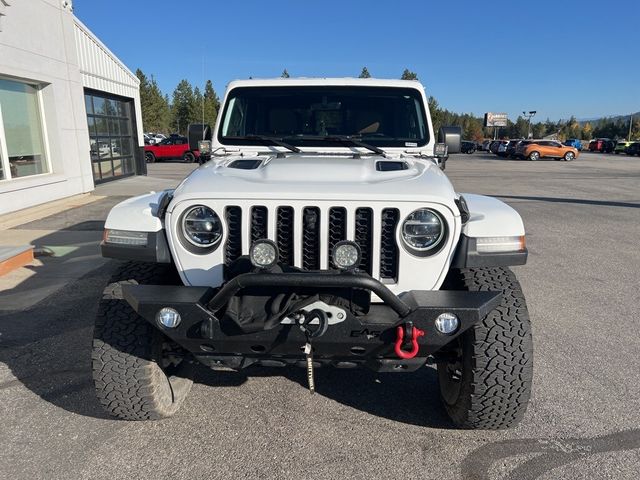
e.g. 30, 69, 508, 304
1, 152, 639, 479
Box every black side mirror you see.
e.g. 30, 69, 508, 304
438, 126, 462, 154
187, 123, 212, 151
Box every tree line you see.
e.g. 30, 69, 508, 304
136, 69, 220, 136
356, 67, 639, 142
137, 66, 639, 142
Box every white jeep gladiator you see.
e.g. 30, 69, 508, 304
94, 78, 533, 429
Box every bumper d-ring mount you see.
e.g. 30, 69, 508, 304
394, 322, 425, 359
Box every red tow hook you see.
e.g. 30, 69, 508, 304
394, 324, 425, 359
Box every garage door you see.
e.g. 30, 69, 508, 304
85, 91, 137, 183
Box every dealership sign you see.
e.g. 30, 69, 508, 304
484, 112, 508, 127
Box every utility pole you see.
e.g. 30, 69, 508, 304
523, 111, 537, 138
629, 114, 633, 141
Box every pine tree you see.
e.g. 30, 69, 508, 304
400, 69, 418, 80
359, 67, 371, 78
171, 79, 196, 135
193, 86, 203, 126
136, 68, 170, 133
281, 69, 290, 78
203, 80, 220, 129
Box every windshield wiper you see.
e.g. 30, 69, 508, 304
285, 135, 386, 156
240, 135, 301, 153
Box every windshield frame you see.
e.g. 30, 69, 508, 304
216, 85, 430, 150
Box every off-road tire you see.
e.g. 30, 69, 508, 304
92, 262, 193, 420
437, 267, 533, 429
145, 151, 156, 163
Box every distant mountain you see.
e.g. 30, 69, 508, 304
578, 112, 640, 125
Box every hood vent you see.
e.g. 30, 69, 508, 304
228, 159, 263, 170
376, 161, 408, 172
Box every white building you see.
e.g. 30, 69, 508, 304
0, 0, 144, 216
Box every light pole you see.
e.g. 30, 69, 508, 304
522, 111, 536, 138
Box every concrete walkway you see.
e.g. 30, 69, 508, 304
0, 166, 194, 311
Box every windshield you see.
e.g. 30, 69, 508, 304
218, 86, 428, 148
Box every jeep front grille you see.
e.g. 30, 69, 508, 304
224, 206, 242, 266
380, 208, 400, 281
302, 207, 321, 270
223, 205, 401, 281
276, 207, 295, 266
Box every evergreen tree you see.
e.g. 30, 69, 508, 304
428, 96, 443, 134
513, 116, 530, 138
400, 69, 418, 80
359, 67, 371, 78
192, 86, 203, 125
281, 69, 290, 78
136, 68, 170, 133
203, 80, 220, 129
171, 79, 196, 135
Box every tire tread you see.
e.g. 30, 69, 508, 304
439, 267, 533, 429
92, 262, 191, 420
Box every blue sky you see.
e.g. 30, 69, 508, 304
74, 0, 639, 121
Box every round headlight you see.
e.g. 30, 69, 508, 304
401, 208, 445, 253
182, 206, 222, 247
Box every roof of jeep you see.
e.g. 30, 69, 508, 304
226, 77, 424, 89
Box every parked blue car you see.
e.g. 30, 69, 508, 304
563, 138, 583, 151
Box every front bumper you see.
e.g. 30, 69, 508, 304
123, 271, 501, 372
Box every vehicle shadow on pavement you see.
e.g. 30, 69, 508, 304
193, 362, 452, 429
0, 262, 118, 420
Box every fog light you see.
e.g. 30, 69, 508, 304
435, 312, 459, 335
332, 241, 361, 270
156, 307, 181, 328
250, 239, 279, 269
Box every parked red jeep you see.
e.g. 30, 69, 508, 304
144, 136, 199, 163
588, 138, 615, 153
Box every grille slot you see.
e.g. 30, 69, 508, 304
250, 206, 268, 243
354, 208, 373, 275
380, 208, 400, 281
328, 207, 347, 268
224, 206, 242, 266
221, 204, 403, 283
276, 207, 295, 266
302, 207, 321, 270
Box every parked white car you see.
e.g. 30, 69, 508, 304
95, 78, 533, 429
144, 132, 166, 145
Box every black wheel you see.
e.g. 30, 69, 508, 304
437, 267, 533, 429
145, 151, 156, 163
528, 151, 540, 161
92, 262, 193, 420
183, 151, 196, 163
563, 151, 575, 161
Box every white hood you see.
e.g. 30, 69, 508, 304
170, 153, 458, 210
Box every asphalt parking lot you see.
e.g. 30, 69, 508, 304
1, 152, 639, 480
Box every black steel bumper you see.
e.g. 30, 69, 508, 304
123, 271, 501, 372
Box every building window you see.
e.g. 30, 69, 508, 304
0, 78, 49, 180
85, 91, 136, 183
